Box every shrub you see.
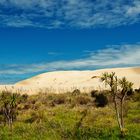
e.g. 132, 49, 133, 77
52, 95, 66, 105
90, 90, 98, 97
0, 90, 23, 138
23, 104, 31, 110
135, 88, 140, 93
95, 94, 108, 107
132, 91, 140, 102
127, 89, 134, 96
72, 89, 81, 96
19, 94, 28, 103
75, 96, 91, 105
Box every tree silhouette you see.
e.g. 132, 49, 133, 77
0, 91, 19, 137
101, 72, 133, 137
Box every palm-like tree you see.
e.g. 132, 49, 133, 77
119, 77, 133, 129
101, 72, 133, 137
0, 91, 19, 137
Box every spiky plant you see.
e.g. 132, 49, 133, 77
101, 72, 133, 137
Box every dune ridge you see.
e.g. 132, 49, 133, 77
0, 67, 140, 95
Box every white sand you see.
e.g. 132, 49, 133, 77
0, 67, 140, 95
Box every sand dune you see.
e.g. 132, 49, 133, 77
0, 67, 140, 95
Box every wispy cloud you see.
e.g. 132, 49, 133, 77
47, 52, 63, 55
0, 43, 140, 76
0, 0, 140, 28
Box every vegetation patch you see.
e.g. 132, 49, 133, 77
0, 74, 140, 140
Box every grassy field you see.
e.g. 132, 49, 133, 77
0, 89, 140, 140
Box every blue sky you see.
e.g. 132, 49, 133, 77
0, 0, 140, 84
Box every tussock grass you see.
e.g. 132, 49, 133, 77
0, 89, 140, 140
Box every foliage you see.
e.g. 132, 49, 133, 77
100, 72, 134, 137
0, 86, 139, 140
95, 93, 108, 107
0, 91, 20, 126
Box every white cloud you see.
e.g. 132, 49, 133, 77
0, 0, 140, 28
0, 43, 140, 75
126, 1, 140, 16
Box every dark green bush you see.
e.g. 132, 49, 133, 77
95, 94, 108, 107
127, 89, 134, 96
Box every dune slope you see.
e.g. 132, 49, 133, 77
11, 67, 140, 94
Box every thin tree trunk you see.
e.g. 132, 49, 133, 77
120, 94, 127, 137
114, 96, 122, 130
120, 93, 126, 129
120, 100, 124, 129
8, 118, 13, 140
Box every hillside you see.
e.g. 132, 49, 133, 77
12, 67, 140, 94
0, 67, 139, 94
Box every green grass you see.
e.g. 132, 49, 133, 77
0, 91, 140, 140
